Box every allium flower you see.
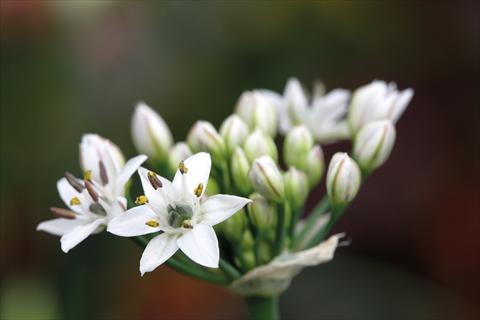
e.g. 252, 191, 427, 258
107, 152, 251, 275
37, 134, 147, 252
278, 78, 351, 143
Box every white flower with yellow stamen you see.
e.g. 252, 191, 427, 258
37, 134, 147, 253
107, 152, 251, 275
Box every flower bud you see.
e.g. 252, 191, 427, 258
353, 120, 396, 172
131, 102, 173, 161
187, 121, 225, 162
167, 142, 192, 174
243, 129, 278, 163
248, 193, 277, 232
304, 145, 325, 187
231, 148, 252, 195
205, 177, 220, 196
236, 91, 278, 137
283, 125, 314, 169
326, 153, 361, 206
348, 81, 413, 134
219, 115, 249, 156
221, 208, 247, 242
249, 156, 284, 202
284, 168, 309, 209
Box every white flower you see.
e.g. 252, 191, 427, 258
326, 152, 361, 205
348, 80, 413, 134
107, 152, 251, 275
278, 78, 351, 143
131, 102, 173, 161
235, 90, 279, 137
37, 134, 147, 253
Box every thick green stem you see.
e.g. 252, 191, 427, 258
245, 296, 279, 320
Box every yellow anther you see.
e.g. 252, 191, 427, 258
194, 183, 204, 197
83, 170, 93, 181
179, 161, 188, 174
70, 197, 81, 206
147, 171, 156, 178
182, 220, 193, 229
145, 220, 160, 228
135, 195, 149, 205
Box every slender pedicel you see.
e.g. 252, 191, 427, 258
50, 207, 76, 219
99, 161, 109, 185
147, 171, 163, 190
65, 172, 84, 192
84, 179, 99, 202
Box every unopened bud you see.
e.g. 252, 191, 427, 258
187, 121, 225, 161
249, 156, 284, 202
219, 115, 249, 156
221, 208, 247, 242
205, 177, 220, 196
230, 148, 252, 195
284, 167, 309, 209
236, 91, 278, 137
243, 129, 278, 163
326, 153, 361, 206
283, 125, 314, 169
167, 142, 192, 175
353, 120, 396, 173
131, 102, 173, 161
248, 193, 277, 232
305, 145, 325, 187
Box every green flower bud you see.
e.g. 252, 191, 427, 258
283, 125, 314, 169
205, 177, 220, 196
284, 167, 309, 209
326, 152, 361, 206
219, 115, 249, 156
243, 129, 278, 163
221, 208, 247, 242
187, 121, 225, 162
305, 145, 325, 187
231, 148, 252, 195
248, 193, 277, 232
249, 156, 284, 202
353, 120, 396, 173
167, 142, 192, 175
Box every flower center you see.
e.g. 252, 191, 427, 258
167, 202, 193, 228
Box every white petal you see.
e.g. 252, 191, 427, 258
114, 155, 147, 196
137, 167, 174, 209
107, 205, 162, 237
140, 233, 179, 276
200, 195, 251, 226
57, 178, 90, 213
177, 224, 219, 268
108, 196, 127, 219
172, 152, 211, 199
36, 218, 86, 236
60, 218, 106, 253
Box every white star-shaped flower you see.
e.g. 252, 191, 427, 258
108, 152, 251, 275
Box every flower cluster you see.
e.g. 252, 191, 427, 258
38, 78, 412, 292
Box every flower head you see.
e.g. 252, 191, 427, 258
37, 134, 147, 252
107, 152, 251, 275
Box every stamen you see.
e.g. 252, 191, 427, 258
84, 180, 99, 202
182, 220, 193, 229
145, 220, 160, 228
89, 203, 107, 215
147, 171, 163, 190
64, 172, 84, 192
194, 183, 204, 197
135, 195, 149, 205
179, 161, 188, 174
70, 197, 81, 206
83, 170, 93, 181
50, 207, 76, 219
99, 161, 109, 185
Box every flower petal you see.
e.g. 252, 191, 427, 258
57, 178, 90, 213
36, 218, 86, 236
107, 205, 162, 237
172, 152, 211, 199
114, 155, 147, 196
137, 167, 174, 209
60, 218, 106, 253
140, 233, 179, 276
200, 194, 251, 226
177, 223, 219, 268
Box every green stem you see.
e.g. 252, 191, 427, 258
244, 296, 279, 320
273, 202, 287, 256
219, 258, 242, 280
305, 205, 346, 249
294, 197, 329, 248
131, 236, 230, 285
288, 205, 302, 249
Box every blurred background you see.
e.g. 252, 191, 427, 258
1, 1, 479, 319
